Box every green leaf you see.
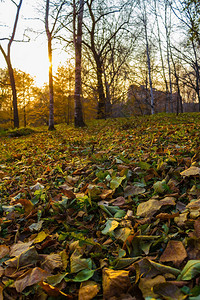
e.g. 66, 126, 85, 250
101, 219, 119, 235
110, 175, 126, 190
73, 269, 94, 282
178, 260, 200, 281
70, 252, 93, 273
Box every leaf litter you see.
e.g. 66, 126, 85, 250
0, 114, 200, 299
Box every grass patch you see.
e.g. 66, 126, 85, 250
7, 127, 36, 137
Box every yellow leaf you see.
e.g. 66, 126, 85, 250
78, 281, 100, 300
34, 231, 48, 244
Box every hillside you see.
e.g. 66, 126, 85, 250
0, 113, 200, 299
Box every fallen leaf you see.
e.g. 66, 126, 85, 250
30, 182, 44, 191
43, 253, 63, 271
78, 281, 100, 300
34, 231, 48, 244
14, 199, 34, 214
153, 282, 186, 300
178, 260, 200, 281
160, 240, 187, 266
136, 199, 162, 218
102, 268, 131, 299
124, 185, 145, 197
15, 267, 48, 292
139, 275, 166, 298
180, 166, 200, 177
0, 245, 9, 259
39, 281, 71, 297
5, 246, 39, 268
101, 219, 119, 235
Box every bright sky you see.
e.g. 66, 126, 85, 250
0, 0, 68, 87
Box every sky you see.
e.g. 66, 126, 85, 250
0, 0, 68, 87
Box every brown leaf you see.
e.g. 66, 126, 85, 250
180, 166, 200, 177
153, 282, 185, 300
43, 253, 63, 272
111, 197, 126, 206
156, 212, 179, 220
10, 241, 33, 257
139, 275, 166, 298
39, 281, 72, 298
0, 245, 9, 259
14, 199, 34, 214
0, 267, 4, 278
78, 280, 100, 300
5, 246, 38, 268
15, 267, 49, 292
0, 286, 3, 300
100, 189, 113, 199
194, 219, 200, 238
102, 268, 131, 299
160, 241, 187, 266
160, 197, 176, 206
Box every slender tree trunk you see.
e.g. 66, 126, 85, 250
103, 68, 112, 118
191, 40, 200, 111
7, 56, 19, 128
96, 57, 106, 119
45, 0, 55, 130
0, 0, 23, 128
154, 0, 169, 113
48, 38, 55, 130
170, 49, 183, 114
165, 0, 173, 113
144, 17, 154, 114
73, 0, 85, 127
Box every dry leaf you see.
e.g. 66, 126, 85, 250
160, 241, 187, 266
43, 253, 63, 271
15, 267, 48, 292
10, 241, 33, 257
102, 268, 131, 299
5, 246, 38, 268
180, 166, 200, 177
0, 245, 9, 259
39, 281, 71, 297
139, 275, 166, 298
78, 280, 100, 300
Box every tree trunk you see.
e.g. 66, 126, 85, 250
154, 0, 169, 113
74, 0, 85, 127
191, 40, 200, 111
7, 56, 19, 128
95, 56, 106, 119
0, 0, 23, 128
48, 38, 55, 130
165, 0, 173, 113
45, 0, 55, 131
144, 19, 154, 114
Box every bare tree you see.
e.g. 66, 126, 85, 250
83, 0, 133, 119
0, 0, 23, 128
139, 0, 154, 114
45, 0, 66, 130
73, 0, 86, 127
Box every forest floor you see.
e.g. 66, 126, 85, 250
0, 113, 200, 300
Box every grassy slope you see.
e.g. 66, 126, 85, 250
0, 113, 200, 299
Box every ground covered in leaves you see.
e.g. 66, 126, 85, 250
1, 113, 200, 300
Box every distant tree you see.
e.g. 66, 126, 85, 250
0, 0, 23, 128
73, 0, 86, 127
45, 0, 67, 130
14, 70, 35, 127
83, 0, 133, 119
54, 63, 74, 124
138, 0, 154, 114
